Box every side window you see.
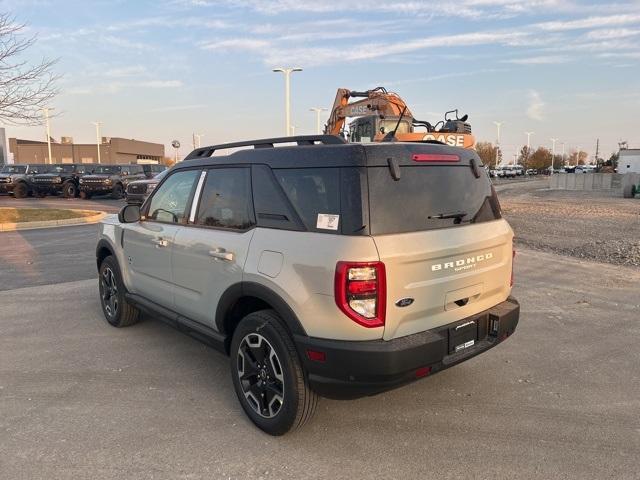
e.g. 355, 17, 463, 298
146, 169, 200, 224
195, 168, 255, 230
273, 168, 340, 233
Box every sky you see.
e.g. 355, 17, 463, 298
3, 0, 640, 162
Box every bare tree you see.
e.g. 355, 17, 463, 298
0, 13, 59, 125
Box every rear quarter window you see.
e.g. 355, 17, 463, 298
273, 168, 340, 233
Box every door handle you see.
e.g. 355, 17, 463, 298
152, 237, 169, 248
209, 248, 234, 262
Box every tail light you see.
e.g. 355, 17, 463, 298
510, 248, 516, 287
412, 153, 460, 162
335, 261, 386, 328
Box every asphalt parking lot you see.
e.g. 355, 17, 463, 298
1, 184, 639, 479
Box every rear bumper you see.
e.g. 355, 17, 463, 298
294, 297, 519, 399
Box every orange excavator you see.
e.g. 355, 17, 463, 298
324, 87, 476, 148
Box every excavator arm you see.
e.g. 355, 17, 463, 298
324, 87, 414, 135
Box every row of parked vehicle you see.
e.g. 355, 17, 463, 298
0, 163, 167, 200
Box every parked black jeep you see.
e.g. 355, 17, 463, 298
79, 164, 146, 199
0, 164, 51, 198
32, 164, 92, 198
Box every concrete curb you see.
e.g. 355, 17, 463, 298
0, 210, 107, 232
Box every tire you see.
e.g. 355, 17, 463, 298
13, 182, 28, 198
98, 255, 140, 328
623, 184, 634, 199
111, 183, 124, 199
79, 191, 91, 200
230, 310, 318, 436
62, 182, 78, 198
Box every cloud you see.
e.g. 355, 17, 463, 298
526, 90, 544, 121
66, 79, 183, 95
505, 55, 569, 64
536, 13, 640, 31
585, 28, 640, 40
104, 66, 148, 77
200, 38, 270, 51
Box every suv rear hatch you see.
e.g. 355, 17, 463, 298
364, 144, 513, 341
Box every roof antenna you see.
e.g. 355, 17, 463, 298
382, 106, 408, 142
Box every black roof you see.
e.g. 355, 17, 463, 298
177, 134, 481, 170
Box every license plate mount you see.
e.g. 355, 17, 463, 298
448, 319, 478, 354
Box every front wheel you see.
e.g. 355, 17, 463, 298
98, 255, 140, 327
230, 310, 318, 435
62, 182, 78, 198
111, 183, 124, 199
13, 182, 28, 198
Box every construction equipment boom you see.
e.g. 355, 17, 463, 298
324, 87, 475, 148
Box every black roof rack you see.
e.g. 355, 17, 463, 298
184, 135, 347, 160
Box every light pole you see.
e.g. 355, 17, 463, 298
310, 107, 328, 134
290, 125, 296, 136
493, 121, 503, 166
91, 121, 103, 164
576, 146, 580, 166
192, 133, 204, 149
550, 138, 558, 175
524, 131, 534, 167
273, 67, 303, 136
43, 107, 54, 164
561, 142, 565, 167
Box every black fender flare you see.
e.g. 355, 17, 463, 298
95, 239, 115, 270
215, 281, 307, 337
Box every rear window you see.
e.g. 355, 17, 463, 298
368, 165, 501, 234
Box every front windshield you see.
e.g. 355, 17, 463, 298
1, 165, 27, 174
50, 165, 75, 173
93, 166, 120, 174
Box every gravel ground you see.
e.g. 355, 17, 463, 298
498, 180, 640, 267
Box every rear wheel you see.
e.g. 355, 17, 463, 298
230, 310, 318, 435
13, 182, 28, 198
111, 183, 124, 199
98, 255, 140, 327
62, 182, 78, 198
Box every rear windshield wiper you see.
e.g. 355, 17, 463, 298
428, 211, 469, 224
428, 211, 468, 220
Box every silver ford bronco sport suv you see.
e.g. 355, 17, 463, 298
95, 135, 519, 435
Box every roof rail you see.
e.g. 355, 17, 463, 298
184, 135, 347, 160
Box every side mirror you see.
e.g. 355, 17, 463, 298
118, 204, 140, 223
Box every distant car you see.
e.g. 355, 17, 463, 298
576, 165, 596, 173
31, 164, 92, 198
0, 164, 51, 198
79, 164, 146, 199
514, 165, 524, 176
126, 168, 169, 205
497, 166, 517, 178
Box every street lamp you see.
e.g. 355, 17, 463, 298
91, 121, 103, 164
524, 131, 534, 167
310, 107, 328, 134
550, 138, 558, 175
273, 67, 303, 136
43, 107, 54, 164
192, 133, 204, 149
493, 121, 503, 166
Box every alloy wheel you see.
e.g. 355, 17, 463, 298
236, 333, 284, 418
100, 267, 119, 318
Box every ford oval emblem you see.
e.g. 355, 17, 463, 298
395, 298, 414, 308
